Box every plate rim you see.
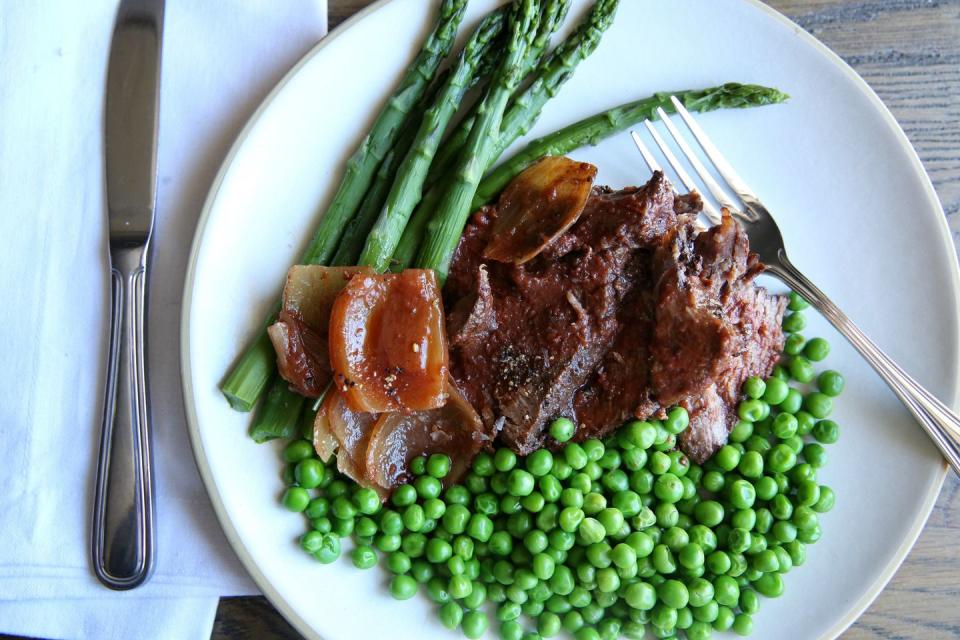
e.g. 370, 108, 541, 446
180, 2, 957, 639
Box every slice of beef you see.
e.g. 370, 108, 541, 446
572, 193, 704, 438
650, 213, 787, 462
447, 173, 678, 454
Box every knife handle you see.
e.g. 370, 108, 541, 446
92, 245, 155, 590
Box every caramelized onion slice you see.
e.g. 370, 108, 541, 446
268, 266, 374, 397
365, 381, 488, 490
329, 269, 448, 414
315, 388, 381, 488
312, 392, 339, 463
483, 156, 597, 264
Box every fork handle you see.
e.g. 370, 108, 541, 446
92, 245, 155, 589
770, 252, 960, 475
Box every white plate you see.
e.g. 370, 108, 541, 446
181, 1, 959, 638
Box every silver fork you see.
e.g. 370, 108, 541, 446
631, 97, 960, 475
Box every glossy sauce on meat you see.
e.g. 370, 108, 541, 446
446, 170, 786, 461
328, 269, 448, 413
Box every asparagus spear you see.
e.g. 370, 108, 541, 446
429, 0, 572, 179
497, 0, 618, 156
248, 374, 305, 443
473, 83, 789, 208
330, 70, 450, 266
220, 0, 467, 413
396, 0, 617, 269
357, 9, 507, 271
416, 0, 542, 280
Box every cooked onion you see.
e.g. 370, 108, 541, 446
328, 269, 448, 413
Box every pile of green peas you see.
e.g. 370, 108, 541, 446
278, 292, 842, 639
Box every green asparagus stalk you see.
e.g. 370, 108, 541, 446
330, 70, 452, 266
429, 0, 571, 179
396, 0, 617, 269
220, 0, 467, 413
416, 0, 542, 280
358, 9, 507, 271
498, 0, 618, 156
248, 374, 306, 443
473, 83, 789, 208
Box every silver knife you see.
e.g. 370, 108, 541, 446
92, 0, 164, 590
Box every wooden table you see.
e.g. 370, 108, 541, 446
215, 1, 960, 638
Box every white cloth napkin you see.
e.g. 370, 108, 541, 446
0, 1, 327, 638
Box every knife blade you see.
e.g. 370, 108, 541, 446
92, 0, 164, 591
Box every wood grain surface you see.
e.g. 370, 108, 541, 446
212, 1, 960, 638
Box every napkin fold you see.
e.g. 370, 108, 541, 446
0, 0, 327, 637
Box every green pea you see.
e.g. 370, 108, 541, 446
733, 613, 753, 636
655, 502, 680, 528
804, 392, 833, 418
575, 628, 601, 640
398, 504, 422, 532
442, 504, 471, 535
282, 440, 314, 464
583, 461, 603, 481
787, 291, 809, 311
780, 388, 803, 414
623, 580, 656, 610
538, 611, 562, 637
449, 574, 473, 599
742, 376, 766, 399
312, 533, 340, 564
737, 399, 766, 422
582, 439, 606, 461
548, 417, 576, 442
759, 378, 787, 408
789, 356, 815, 384
727, 479, 756, 510
817, 370, 845, 396
347, 544, 376, 569
664, 407, 690, 435
310, 516, 331, 533
693, 501, 724, 527
802, 444, 826, 470
651, 603, 678, 630
624, 420, 658, 450
597, 567, 621, 593
650, 472, 682, 504
497, 601, 522, 622
703, 549, 729, 575
578, 518, 606, 545
505, 469, 535, 497
563, 443, 588, 470
379, 509, 402, 535
598, 508, 625, 536
292, 459, 324, 490
410, 559, 434, 583
652, 544, 676, 574
753, 572, 784, 598
692, 600, 719, 624
767, 444, 797, 473
281, 487, 310, 512
677, 543, 704, 571
737, 451, 764, 479
426, 537, 454, 563
548, 565, 575, 596
558, 507, 585, 533
524, 449, 553, 477
686, 620, 713, 640
783, 312, 806, 333
437, 601, 463, 629
812, 419, 840, 445
713, 575, 740, 607
467, 513, 493, 542
648, 451, 671, 476
813, 486, 835, 513
462, 611, 488, 639
714, 605, 735, 632
390, 484, 415, 507
801, 336, 829, 361
784, 333, 806, 356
